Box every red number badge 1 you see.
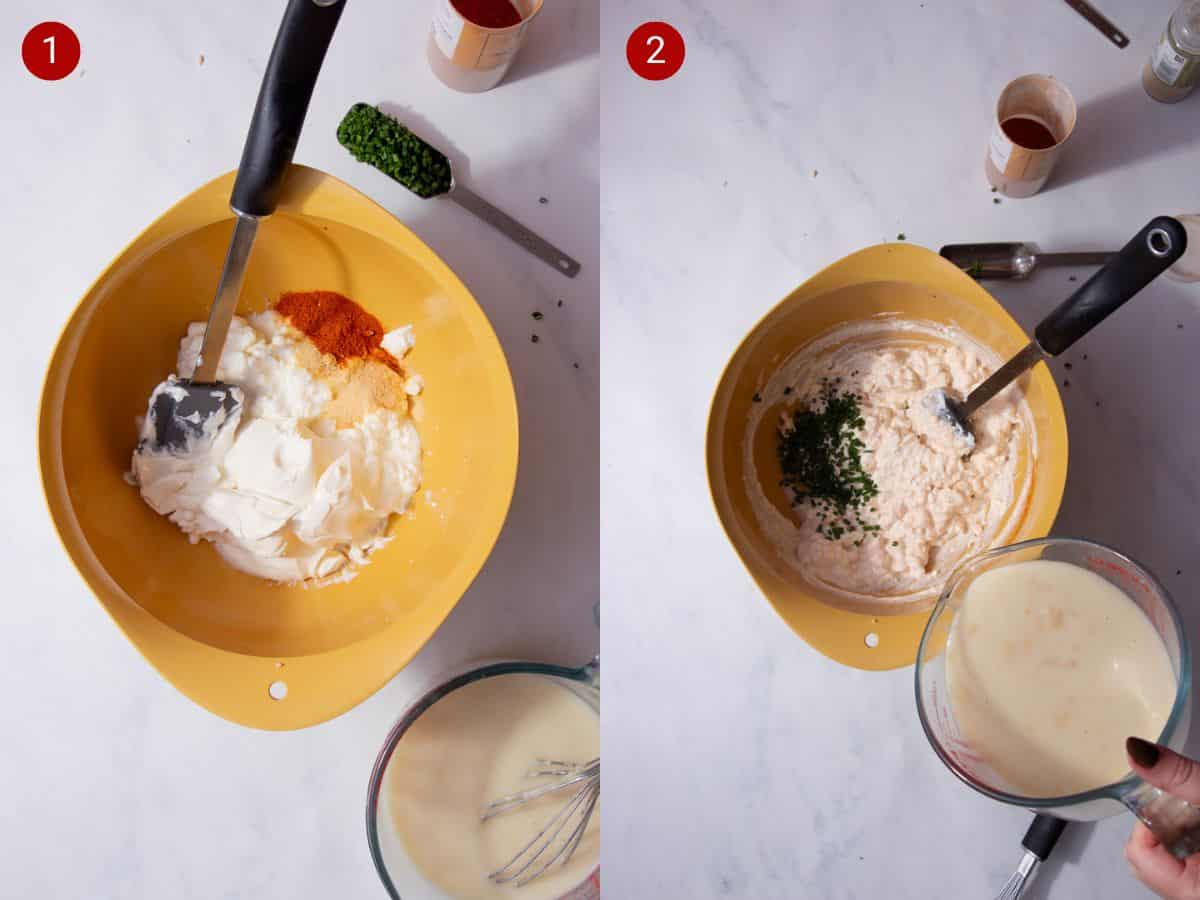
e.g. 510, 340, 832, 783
22, 22, 81, 81
627, 22, 684, 81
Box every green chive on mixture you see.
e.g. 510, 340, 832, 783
337, 103, 453, 199
776, 385, 880, 541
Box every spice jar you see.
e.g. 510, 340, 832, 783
1143, 1, 1200, 103
427, 0, 544, 93
984, 75, 1077, 199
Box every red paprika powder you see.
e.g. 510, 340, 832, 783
275, 290, 400, 372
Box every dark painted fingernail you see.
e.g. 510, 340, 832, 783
1127, 736, 1160, 768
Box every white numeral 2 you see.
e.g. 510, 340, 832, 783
43, 35, 55, 64
646, 34, 665, 64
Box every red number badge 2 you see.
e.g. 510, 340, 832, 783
627, 22, 685, 81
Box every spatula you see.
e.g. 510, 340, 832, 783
927, 216, 1187, 451
139, 0, 344, 454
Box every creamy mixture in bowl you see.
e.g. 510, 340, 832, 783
744, 317, 1034, 607
130, 292, 423, 585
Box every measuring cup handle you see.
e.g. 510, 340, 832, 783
1124, 780, 1200, 859
1034, 216, 1187, 356
230, 0, 345, 218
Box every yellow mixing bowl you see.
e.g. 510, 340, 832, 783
39, 165, 518, 729
706, 243, 1068, 671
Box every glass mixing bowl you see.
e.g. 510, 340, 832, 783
916, 538, 1200, 858
366, 658, 600, 899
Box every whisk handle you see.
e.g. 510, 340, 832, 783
1022, 815, 1067, 860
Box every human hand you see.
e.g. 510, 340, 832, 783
1125, 737, 1200, 900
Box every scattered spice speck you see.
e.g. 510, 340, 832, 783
199, 54, 205, 65
573, 362, 580, 369
531, 334, 540, 343
990, 186, 998, 193
813, 169, 819, 177
1068, 275, 1077, 282
1064, 362, 1072, 370
532, 311, 544, 320
1178, 323, 1185, 330
1083, 354, 1088, 360
1095, 401, 1101, 408
993, 197, 1002, 204
723, 180, 728, 188
783, 386, 793, 395
538, 196, 548, 205
1063, 379, 1070, 387
897, 233, 906, 241
1177, 569, 1183, 576
752, 393, 762, 403
557, 299, 563, 308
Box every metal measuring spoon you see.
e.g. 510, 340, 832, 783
138, 0, 343, 454
940, 242, 1113, 280
928, 217, 1188, 450
338, 103, 581, 279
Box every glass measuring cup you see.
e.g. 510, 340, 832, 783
916, 538, 1200, 857
366, 658, 600, 899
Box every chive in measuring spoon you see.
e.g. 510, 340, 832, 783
338, 103, 581, 278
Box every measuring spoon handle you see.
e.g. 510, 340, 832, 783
1034, 217, 1187, 356
1035, 251, 1114, 268
449, 184, 582, 278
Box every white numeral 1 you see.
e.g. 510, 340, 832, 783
43, 35, 55, 64
646, 34, 665, 64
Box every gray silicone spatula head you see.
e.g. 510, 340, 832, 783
927, 216, 1188, 450
141, 213, 257, 452
923, 389, 976, 451
140, 378, 245, 454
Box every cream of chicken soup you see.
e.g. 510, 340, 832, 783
744, 318, 1034, 605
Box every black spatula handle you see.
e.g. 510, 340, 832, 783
1034, 217, 1186, 357
230, 0, 345, 217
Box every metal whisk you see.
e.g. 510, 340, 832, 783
994, 815, 1066, 900
482, 757, 600, 887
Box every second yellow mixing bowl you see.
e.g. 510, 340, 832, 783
39, 166, 519, 729
706, 243, 1068, 671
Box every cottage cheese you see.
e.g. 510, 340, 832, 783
745, 318, 1033, 605
130, 311, 422, 584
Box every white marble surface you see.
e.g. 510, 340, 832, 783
4, 1, 596, 896
603, 1, 1199, 898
